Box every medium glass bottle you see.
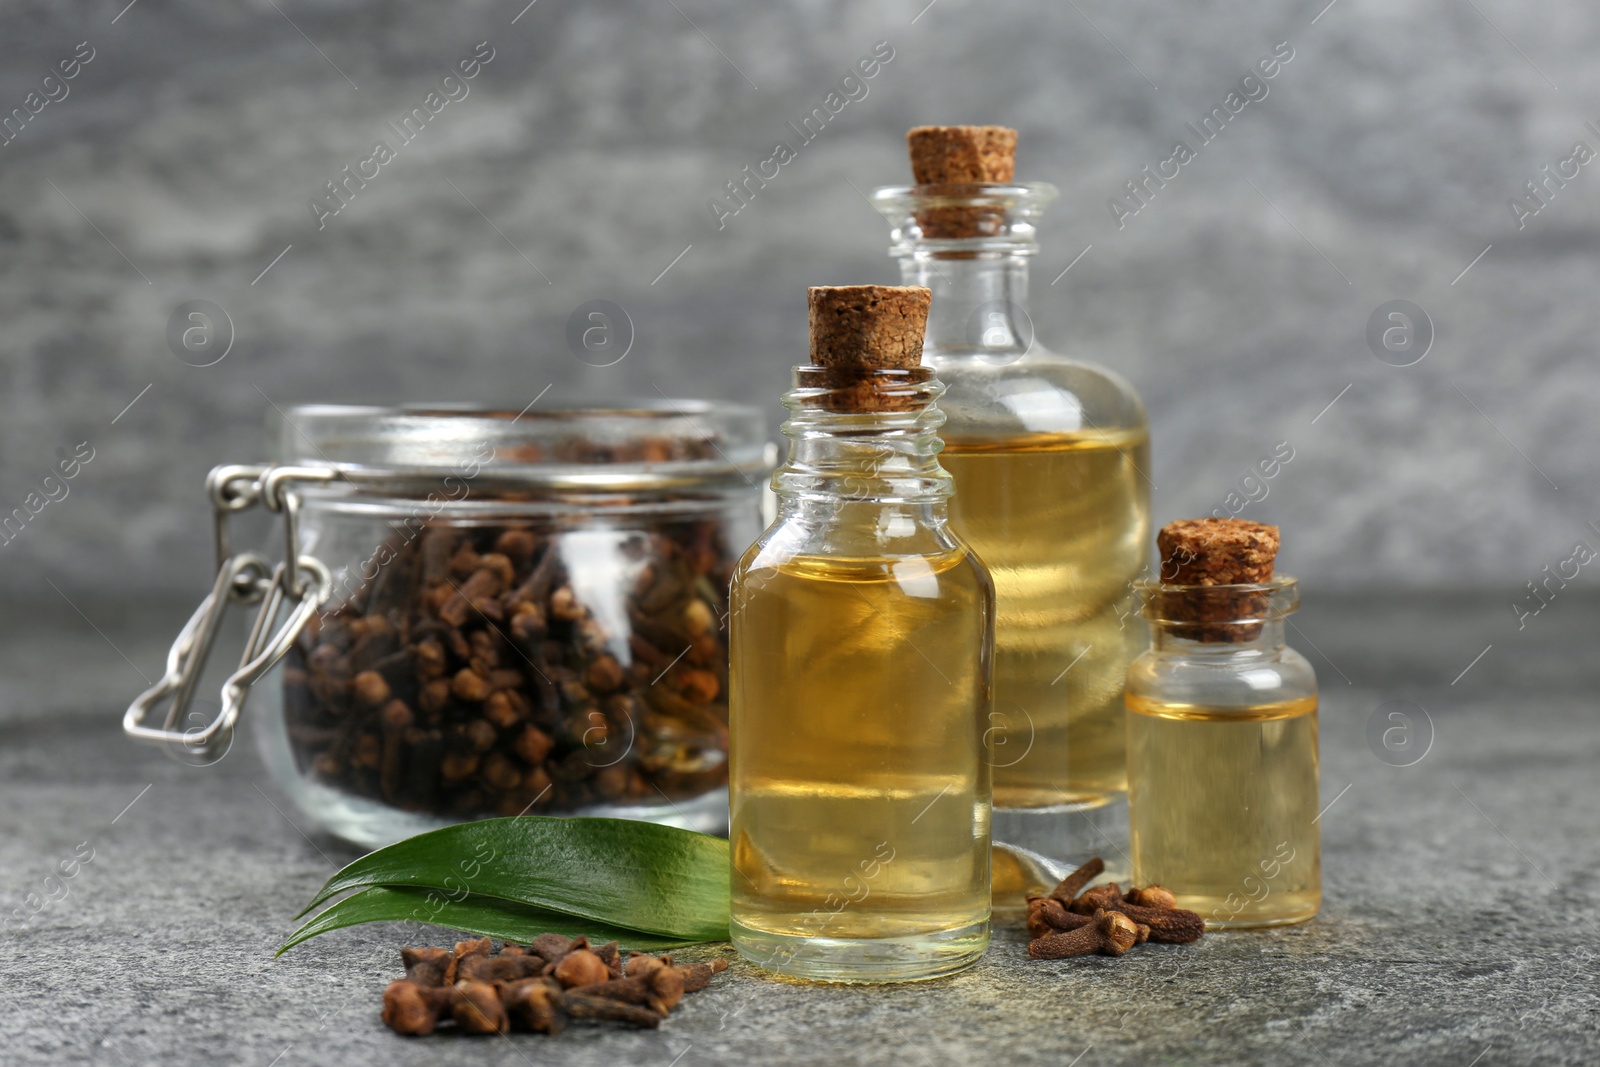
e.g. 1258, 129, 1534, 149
728, 285, 995, 982
1126, 519, 1321, 927
873, 128, 1150, 839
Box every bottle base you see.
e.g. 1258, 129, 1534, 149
991, 793, 1129, 915
1199, 894, 1321, 929
730, 917, 989, 983
1205, 908, 1320, 930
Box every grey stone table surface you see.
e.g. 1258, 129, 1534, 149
1, 593, 1596, 1066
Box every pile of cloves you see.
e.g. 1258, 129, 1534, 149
1025, 857, 1206, 960
283, 511, 735, 819
383, 934, 728, 1036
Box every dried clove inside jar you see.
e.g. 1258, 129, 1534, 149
255, 404, 766, 845
284, 517, 732, 817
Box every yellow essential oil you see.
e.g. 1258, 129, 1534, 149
1127, 693, 1321, 927
941, 429, 1150, 808
729, 548, 993, 980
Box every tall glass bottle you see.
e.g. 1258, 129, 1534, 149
728, 285, 995, 982
873, 128, 1149, 864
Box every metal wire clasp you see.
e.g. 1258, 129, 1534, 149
123, 463, 339, 761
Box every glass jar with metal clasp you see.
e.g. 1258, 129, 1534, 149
125, 402, 769, 848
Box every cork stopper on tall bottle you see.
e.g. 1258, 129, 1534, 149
804, 285, 931, 412
907, 126, 1018, 184
905, 125, 1019, 238
1155, 518, 1282, 643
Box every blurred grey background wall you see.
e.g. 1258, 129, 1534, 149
1, 0, 1595, 603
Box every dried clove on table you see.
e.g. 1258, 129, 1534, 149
282, 466, 739, 821
381, 935, 729, 1037
1024, 856, 1207, 960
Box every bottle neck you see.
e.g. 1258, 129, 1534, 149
1149, 618, 1288, 655
771, 371, 953, 515
895, 251, 1032, 359
1137, 579, 1300, 653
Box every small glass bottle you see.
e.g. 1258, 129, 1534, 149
873, 128, 1150, 860
728, 285, 995, 982
1126, 519, 1321, 928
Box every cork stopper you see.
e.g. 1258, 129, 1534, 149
803, 286, 931, 413
808, 286, 930, 370
905, 126, 1017, 239
1154, 519, 1282, 643
1158, 519, 1280, 585
907, 126, 1018, 184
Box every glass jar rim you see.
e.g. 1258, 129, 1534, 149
275, 401, 768, 492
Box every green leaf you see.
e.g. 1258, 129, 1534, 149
277, 886, 706, 956
295, 817, 729, 942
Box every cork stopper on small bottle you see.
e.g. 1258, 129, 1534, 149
905, 126, 1018, 239
1155, 518, 1282, 643
803, 285, 931, 412
1157, 519, 1280, 586
907, 126, 1018, 184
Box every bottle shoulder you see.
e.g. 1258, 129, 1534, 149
735, 508, 977, 579
733, 524, 992, 605
926, 344, 1148, 441
1126, 645, 1318, 710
